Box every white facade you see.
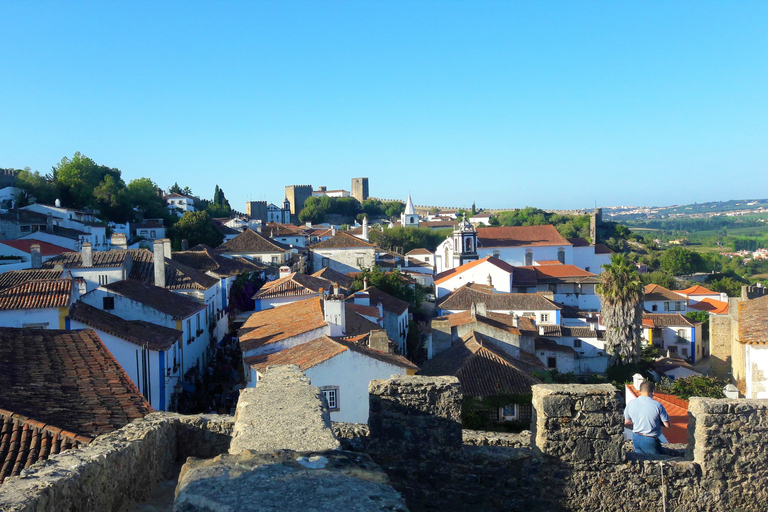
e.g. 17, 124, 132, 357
536, 346, 577, 374
644, 297, 687, 314
80, 287, 210, 374
435, 259, 513, 298
745, 345, 768, 399
643, 322, 702, 363
221, 249, 291, 267
0, 306, 67, 329
571, 246, 611, 274
166, 195, 196, 217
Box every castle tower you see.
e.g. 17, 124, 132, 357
590, 207, 603, 243
285, 185, 313, 216
452, 220, 478, 268
246, 201, 268, 224
351, 178, 369, 203
401, 194, 419, 228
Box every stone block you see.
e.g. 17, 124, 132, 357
174, 450, 408, 511
230, 365, 340, 454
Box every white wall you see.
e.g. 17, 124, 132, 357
307, 350, 410, 423
571, 247, 611, 274
478, 245, 574, 268
536, 349, 576, 373
435, 262, 513, 298
312, 247, 376, 274
745, 345, 768, 399
644, 299, 687, 314
0, 307, 64, 329
241, 325, 330, 360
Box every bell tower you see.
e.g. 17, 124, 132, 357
452, 220, 478, 268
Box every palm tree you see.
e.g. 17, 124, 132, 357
596, 253, 644, 366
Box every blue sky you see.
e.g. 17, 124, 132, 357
1, 1, 766, 211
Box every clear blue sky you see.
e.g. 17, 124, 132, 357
1, 1, 766, 211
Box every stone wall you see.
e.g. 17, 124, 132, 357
365, 379, 768, 512
709, 314, 732, 380
0, 413, 232, 512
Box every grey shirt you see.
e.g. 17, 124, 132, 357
624, 396, 669, 438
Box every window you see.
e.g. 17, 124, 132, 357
664, 302, 670, 312
540, 313, 549, 323
669, 346, 678, 355
254, 257, 262, 263
22, 322, 47, 329
98, 274, 108, 286
501, 404, 517, 420
525, 250, 533, 266
522, 312, 535, 319
547, 357, 557, 369
103, 297, 115, 310
20, 225, 31, 232
465, 237, 473, 252
652, 304, 658, 312
574, 339, 582, 348
557, 248, 565, 264
321, 257, 329, 267
271, 256, 278, 264
357, 257, 364, 267
150, 230, 156, 238
425, 256, 430, 262
320, 386, 339, 411
682, 348, 688, 357
196, 313, 200, 332
585, 267, 590, 273
493, 250, 500, 258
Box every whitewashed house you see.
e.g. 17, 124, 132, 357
67, 301, 183, 411
642, 313, 703, 363
644, 284, 688, 314
437, 283, 561, 323
309, 232, 377, 274
165, 193, 196, 217
247, 335, 416, 423
0, 277, 82, 329
216, 228, 293, 267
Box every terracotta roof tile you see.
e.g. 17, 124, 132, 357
239, 296, 327, 352
356, 287, 409, 315
310, 231, 375, 249
437, 283, 560, 312
477, 225, 570, 248
0, 279, 73, 310
644, 284, 687, 302
535, 337, 579, 354
311, 267, 354, 290
172, 248, 261, 277
0, 269, 64, 290
253, 272, 332, 300
678, 285, 717, 296
539, 325, 604, 340
688, 298, 729, 315
0, 328, 152, 445
69, 301, 182, 351
406, 248, 434, 256
216, 228, 291, 253
420, 332, 541, 396
440, 310, 522, 336
101, 279, 206, 320
642, 313, 698, 328
738, 295, 768, 345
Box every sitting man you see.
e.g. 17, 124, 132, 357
623, 380, 670, 455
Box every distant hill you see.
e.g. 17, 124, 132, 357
603, 199, 768, 221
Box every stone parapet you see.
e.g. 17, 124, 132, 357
688, 398, 768, 477
531, 384, 624, 463
175, 449, 408, 512
368, 375, 462, 459
229, 364, 340, 454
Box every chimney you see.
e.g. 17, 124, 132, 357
512, 314, 519, 328
81, 242, 93, 268
163, 238, 172, 260
470, 302, 487, 319
632, 373, 645, 391
181, 239, 189, 251
331, 227, 336, 237
363, 277, 368, 290
46, 213, 53, 233
30, 244, 42, 269
153, 239, 166, 288
333, 282, 340, 296
369, 330, 391, 353
279, 266, 291, 279
353, 292, 370, 306
430, 318, 452, 357
361, 217, 369, 241
323, 295, 345, 336
111, 233, 128, 250
487, 274, 493, 287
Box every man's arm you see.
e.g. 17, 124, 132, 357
659, 404, 670, 429
624, 418, 633, 428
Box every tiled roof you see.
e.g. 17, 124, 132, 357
246, 335, 416, 372
406, 248, 434, 256
688, 298, 729, 315
539, 325, 605, 340
434, 256, 515, 285
165, 193, 193, 199
357, 287, 409, 315
738, 295, 768, 345
253, 272, 331, 300
535, 337, 578, 354
642, 313, 698, 328
0, 408, 88, 484
644, 284, 686, 302
477, 225, 570, 248
172, 248, 261, 277
101, 279, 206, 320
0, 240, 74, 256
213, 221, 241, 236
310, 232, 375, 249
346, 302, 381, 319
311, 267, 354, 290
0, 269, 64, 290
519, 264, 597, 281
239, 296, 327, 352
653, 357, 699, 375
420, 332, 541, 396
344, 304, 383, 336
437, 284, 561, 312
0, 279, 73, 310
264, 223, 307, 237
536, 260, 563, 266
69, 301, 181, 351
627, 385, 688, 444
135, 220, 164, 229
125, 249, 219, 290
678, 285, 717, 296
567, 237, 591, 247
43, 249, 132, 269
594, 244, 613, 255
441, 310, 522, 336
216, 228, 291, 253
0, 328, 152, 443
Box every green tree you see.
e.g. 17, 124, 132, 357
708, 276, 745, 297
127, 178, 166, 218
169, 211, 224, 248
656, 375, 725, 400
351, 266, 422, 311
93, 174, 132, 223
660, 246, 703, 276
52, 152, 123, 210
596, 254, 644, 366
15, 168, 58, 206
641, 270, 678, 290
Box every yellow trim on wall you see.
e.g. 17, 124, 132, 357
58, 307, 67, 329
